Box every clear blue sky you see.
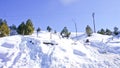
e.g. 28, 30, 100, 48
0, 0, 120, 32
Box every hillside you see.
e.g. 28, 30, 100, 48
0, 31, 120, 68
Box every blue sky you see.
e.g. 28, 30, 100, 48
0, 0, 120, 32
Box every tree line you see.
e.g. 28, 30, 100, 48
0, 19, 71, 38
86, 25, 120, 36
0, 18, 119, 38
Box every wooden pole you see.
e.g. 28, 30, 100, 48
92, 12, 96, 33
72, 19, 77, 37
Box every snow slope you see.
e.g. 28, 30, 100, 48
0, 32, 120, 68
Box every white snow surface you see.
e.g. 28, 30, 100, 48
0, 32, 120, 68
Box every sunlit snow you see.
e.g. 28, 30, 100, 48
0, 31, 120, 68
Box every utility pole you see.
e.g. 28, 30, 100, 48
72, 19, 77, 38
92, 12, 96, 33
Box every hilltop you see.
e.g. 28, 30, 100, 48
0, 31, 120, 68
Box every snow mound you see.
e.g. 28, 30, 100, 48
0, 32, 120, 68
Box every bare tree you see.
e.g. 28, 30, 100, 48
36, 27, 41, 37
72, 19, 78, 38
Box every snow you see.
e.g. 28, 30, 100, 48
0, 31, 120, 68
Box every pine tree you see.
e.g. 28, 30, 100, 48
9, 24, 17, 35
47, 26, 52, 32
9, 24, 17, 30
97, 28, 105, 35
54, 30, 57, 34
0, 19, 2, 23
86, 25, 93, 36
46, 26, 52, 39
25, 19, 34, 35
0, 20, 10, 37
105, 29, 112, 35
113, 27, 119, 35
37, 27, 41, 37
17, 19, 34, 35
17, 22, 26, 35
60, 27, 71, 38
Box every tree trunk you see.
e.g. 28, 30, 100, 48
50, 32, 52, 39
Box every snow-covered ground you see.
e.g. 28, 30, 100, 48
0, 31, 120, 68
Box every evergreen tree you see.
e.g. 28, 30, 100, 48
9, 24, 17, 35
97, 28, 105, 35
9, 24, 17, 30
25, 19, 34, 35
0, 19, 2, 23
54, 30, 57, 34
47, 26, 52, 32
60, 27, 71, 38
37, 27, 41, 37
46, 26, 52, 39
17, 22, 26, 35
113, 27, 119, 35
17, 19, 34, 35
3, 20, 7, 24
85, 25, 93, 36
105, 29, 112, 35
0, 20, 10, 37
